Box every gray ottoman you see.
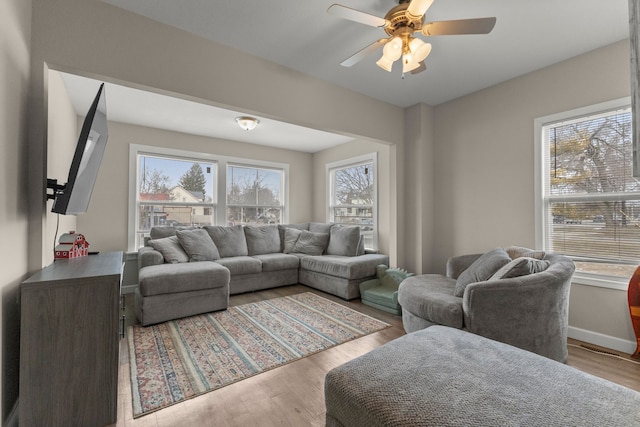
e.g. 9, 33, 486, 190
136, 261, 230, 326
325, 326, 640, 426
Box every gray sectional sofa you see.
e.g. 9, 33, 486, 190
135, 223, 388, 325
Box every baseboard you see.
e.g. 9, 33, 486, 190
4, 398, 19, 427
568, 326, 637, 355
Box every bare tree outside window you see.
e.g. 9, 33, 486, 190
544, 108, 640, 278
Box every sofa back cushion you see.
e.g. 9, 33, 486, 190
203, 225, 249, 258
454, 248, 511, 297
150, 226, 177, 240
244, 225, 281, 255
148, 236, 189, 264
326, 226, 361, 257
176, 228, 220, 262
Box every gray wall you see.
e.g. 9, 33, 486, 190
1, 0, 32, 422
431, 39, 634, 351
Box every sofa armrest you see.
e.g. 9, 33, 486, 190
138, 246, 164, 269
446, 253, 482, 279
462, 272, 571, 360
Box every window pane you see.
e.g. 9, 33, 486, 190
333, 163, 374, 206
542, 106, 640, 279
548, 111, 636, 196
329, 159, 376, 249
139, 156, 215, 204
136, 155, 215, 248
226, 164, 284, 226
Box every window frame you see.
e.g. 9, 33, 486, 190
534, 97, 634, 290
326, 153, 378, 250
128, 144, 289, 250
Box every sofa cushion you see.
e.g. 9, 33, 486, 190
148, 236, 189, 264
150, 226, 177, 240
300, 254, 386, 280
215, 256, 262, 275
204, 225, 249, 258
176, 228, 220, 262
326, 226, 361, 257
252, 253, 300, 272
505, 246, 546, 260
244, 225, 281, 255
138, 262, 229, 296
398, 275, 463, 329
490, 257, 551, 280
454, 248, 511, 297
309, 222, 335, 234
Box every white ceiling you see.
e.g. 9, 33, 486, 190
58, 72, 353, 153
61, 0, 630, 152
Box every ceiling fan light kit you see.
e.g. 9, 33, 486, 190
328, 0, 496, 76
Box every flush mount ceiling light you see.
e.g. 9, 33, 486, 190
328, 0, 496, 75
235, 116, 260, 131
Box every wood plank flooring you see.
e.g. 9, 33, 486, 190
112, 285, 640, 427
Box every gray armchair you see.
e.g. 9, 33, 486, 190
398, 250, 575, 362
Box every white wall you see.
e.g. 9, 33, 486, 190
431, 39, 634, 350
1, 0, 32, 422
76, 121, 314, 252
45, 70, 78, 264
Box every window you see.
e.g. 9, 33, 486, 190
226, 164, 284, 226
129, 145, 288, 250
328, 154, 377, 249
536, 98, 639, 286
134, 152, 216, 248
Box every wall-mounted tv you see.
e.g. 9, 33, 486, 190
47, 83, 108, 215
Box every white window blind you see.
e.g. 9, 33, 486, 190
541, 105, 639, 279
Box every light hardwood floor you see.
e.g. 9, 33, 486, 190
112, 285, 640, 427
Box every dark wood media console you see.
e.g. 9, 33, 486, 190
19, 251, 123, 427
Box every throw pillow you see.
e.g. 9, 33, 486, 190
292, 230, 330, 256
244, 225, 281, 255
175, 228, 220, 262
203, 225, 249, 258
490, 257, 551, 280
278, 223, 309, 252
283, 228, 303, 254
505, 246, 546, 260
454, 248, 511, 297
326, 226, 361, 257
148, 235, 189, 264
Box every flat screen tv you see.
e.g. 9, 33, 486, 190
47, 83, 108, 215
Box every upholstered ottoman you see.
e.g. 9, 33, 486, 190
136, 261, 230, 326
325, 326, 640, 426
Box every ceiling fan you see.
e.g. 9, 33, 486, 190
327, 0, 496, 75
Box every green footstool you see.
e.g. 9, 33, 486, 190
359, 265, 413, 315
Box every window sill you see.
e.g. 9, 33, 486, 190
571, 272, 629, 291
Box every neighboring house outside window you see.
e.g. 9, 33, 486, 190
129, 145, 288, 250
327, 153, 377, 249
535, 98, 638, 289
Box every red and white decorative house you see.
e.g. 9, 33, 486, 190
54, 231, 90, 259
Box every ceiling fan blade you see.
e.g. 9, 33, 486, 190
410, 62, 427, 75
422, 17, 497, 36
340, 39, 386, 67
407, 0, 435, 19
327, 4, 388, 28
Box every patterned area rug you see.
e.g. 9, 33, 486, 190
128, 292, 389, 417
